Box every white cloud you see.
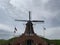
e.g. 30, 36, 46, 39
0, 23, 11, 31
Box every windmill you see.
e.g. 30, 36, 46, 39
15, 11, 44, 36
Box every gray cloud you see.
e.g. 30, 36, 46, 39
32, 0, 42, 7
0, 29, 13, 39
5, 0, 60, 39
51, 15, 60, 27
0, 0, 60, 39
46, 27, 60, 39
45, 0, 60, 12
44, 0, 60, 27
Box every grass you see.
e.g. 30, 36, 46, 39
50, 40, 60, 45
0, 37, 60, 45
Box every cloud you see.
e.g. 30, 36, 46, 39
0, 24, 11, 31
8, 0, 60, 39
0, 29, 13, 39
0, 0, 24, 19
45, 27, 60, 39
51, 15, 60, 27
45, 0, 60, 12
0, 23, 20, 39
44, 0, 60, 27
0, 24, 13, 39
0, 0, 60, 39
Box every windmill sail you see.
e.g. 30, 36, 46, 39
15, 11, 44, 35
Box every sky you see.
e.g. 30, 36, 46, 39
0, 0, 60, 40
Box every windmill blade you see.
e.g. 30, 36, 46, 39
15, 19, 28, 22
32, 20, 44, 22
29, 11, 31, 21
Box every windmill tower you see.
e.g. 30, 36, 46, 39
11, 11, 48, 45
15, 11, 44, 36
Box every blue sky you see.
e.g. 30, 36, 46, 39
0, 0, 60, 40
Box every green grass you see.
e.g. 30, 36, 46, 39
0, 39, 8, 45
0, 37, 60, 45
50, 40, 60, 45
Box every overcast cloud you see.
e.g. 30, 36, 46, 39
0, 0, 60, 39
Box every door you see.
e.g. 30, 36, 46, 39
26, 39, 33, 45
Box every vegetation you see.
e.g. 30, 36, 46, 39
0, 39, 8, 45
0, 37, 18, 45
50, 40, 60, 45
0, 37, 60, 45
